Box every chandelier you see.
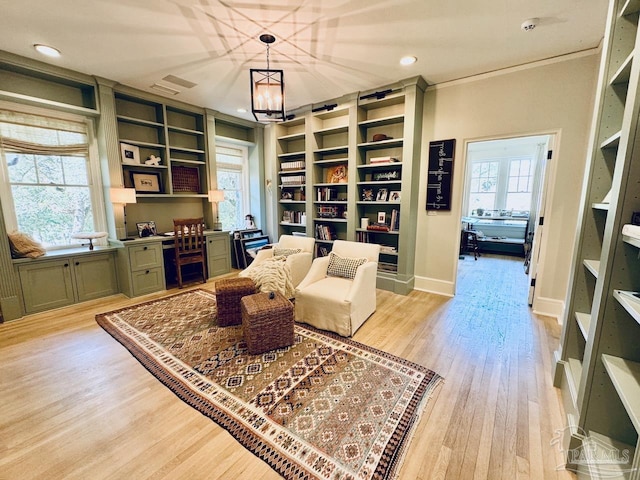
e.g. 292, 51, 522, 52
250, 34, 285, 122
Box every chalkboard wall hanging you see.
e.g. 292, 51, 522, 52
426, 139, 455, 210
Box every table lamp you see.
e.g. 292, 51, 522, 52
110, 187, 137, 239
208, 189, 225, 231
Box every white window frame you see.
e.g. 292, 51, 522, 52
0, 101, 107, 250
215, 141, 250, 231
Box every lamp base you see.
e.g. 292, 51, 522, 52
213, 221, 222, 231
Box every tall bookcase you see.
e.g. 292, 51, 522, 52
270, 77, 425, 294
553, 0, 640, 477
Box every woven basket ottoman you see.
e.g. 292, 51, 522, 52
215, 277, 257, 327
241, 291, 294, 355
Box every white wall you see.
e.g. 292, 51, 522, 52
415, 52, 600, 317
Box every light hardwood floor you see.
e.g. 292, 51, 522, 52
0, 255, 574, 479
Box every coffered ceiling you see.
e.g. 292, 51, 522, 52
0, 0, 608, 121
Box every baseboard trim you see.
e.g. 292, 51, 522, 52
532, 296, 564, 323
413, 276, 454, 297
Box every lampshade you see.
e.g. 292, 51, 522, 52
250, 34, 285, 122
110, 187, 137, 204
208, 189, 225, 203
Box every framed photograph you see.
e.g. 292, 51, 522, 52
131, 172, 162, 193
120, 142, 140, 165
377, 211, 386, 224
325, 164, 348, 184
361, 188, 374, 201
136, 221, 157, 238
376, 188, 388, 202
389, 191, 401, 202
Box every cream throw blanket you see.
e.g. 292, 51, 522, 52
240, 256, 295, 299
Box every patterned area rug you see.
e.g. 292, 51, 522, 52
96, 289, 442, 480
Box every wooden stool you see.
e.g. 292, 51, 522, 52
461, 229, 480, 260
215, 277, 256, 326
241, 291, 294, 355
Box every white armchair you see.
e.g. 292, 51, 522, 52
294, 240, 380, 337
239, 234, 315, 287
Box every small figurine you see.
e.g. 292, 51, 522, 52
145, 155, 161, 166
245, 214, 256, 229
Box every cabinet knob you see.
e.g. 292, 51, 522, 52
143, 246, 148, 250
64, 263, 69, 267
75, 261, 80, 266
146, 270, 150, 274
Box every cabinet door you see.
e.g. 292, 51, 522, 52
19, 260, 75, 314
132, 267, 165, 296
129, 243, 163, 270
206, 234, 230, 278
73, 253, 118, 302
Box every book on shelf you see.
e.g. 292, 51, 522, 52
369, 156, 399, 164
317, 187, 337, 201
357, 231, 371, 243
281, 174, 305, 185
282, 210, 305, 224
367, 223, 390, 232
281, 160, 305, 170
315, 224, 336, 241
380, 245, 397, 254
389, 209, 400, 231
378, 261, 398, 273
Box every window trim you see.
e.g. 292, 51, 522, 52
215, 141, 249, 231
0, 101, 107, 250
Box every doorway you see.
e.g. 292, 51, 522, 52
457, 134, 554, 306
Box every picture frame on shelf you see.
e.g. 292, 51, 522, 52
325, 164, 348, 184
361, 188, 374, 201
377, 211, 386, 224
376, 188, 388, 202
120, 142, 140, 165
136, 221, 157, 238
389, 191, 401, 202
131, 172, 162, 193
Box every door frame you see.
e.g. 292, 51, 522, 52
455, 130, 560, 309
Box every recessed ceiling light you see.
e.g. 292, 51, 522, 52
400, 56, 417, 66
34, 44, 61, 58
237, 108, 247, 113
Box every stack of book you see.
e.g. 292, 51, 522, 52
389, 209, 400, 231
370, 156, 399, 164
367, 223, 390, 232
281, 160, 305, 170
282, 174, 305, 185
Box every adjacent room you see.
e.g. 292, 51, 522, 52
1, 1, 639, 479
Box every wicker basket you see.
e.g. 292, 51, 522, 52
241, 291, 294, 355
215, 277, 257, 327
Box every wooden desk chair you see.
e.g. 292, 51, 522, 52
173, 217, 206, 288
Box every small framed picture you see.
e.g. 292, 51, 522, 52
120, 142, 140, 165
136, 221, 157, 238
376, 188, 388, 202
361, 188, 374, 201
131, 172, 161, 193
389, 191, 401, 202
377, 211, 386, 224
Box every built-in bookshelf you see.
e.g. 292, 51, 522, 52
115, 92, 208, 198
553, 0, 640, 476
269, 77, 425, 294
275, 117, 307, 236
310, 106, 351, 256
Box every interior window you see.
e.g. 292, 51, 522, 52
215, 143, 249, 231
0, 107, 103, 249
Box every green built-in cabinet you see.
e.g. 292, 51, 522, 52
270, 77, 425, 294
206, 231, 231, 278
16, 249, 118, 314
553, 0, 640, 477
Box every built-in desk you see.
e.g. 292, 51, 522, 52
111, 231, 231, 297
